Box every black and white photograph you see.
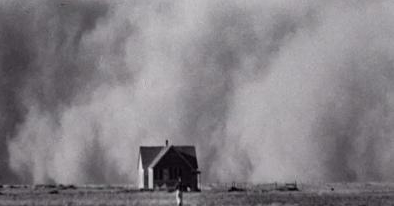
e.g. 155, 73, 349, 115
1, 0, 394, 205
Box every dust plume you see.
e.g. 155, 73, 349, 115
1, 0, 394, 184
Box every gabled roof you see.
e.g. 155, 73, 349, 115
139, 146, 163, 169
138, 145, 198, 170
173, 146, 198, 169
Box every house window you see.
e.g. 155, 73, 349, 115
169, 167, 182, 179
156, 169, 163, 180
170, 167, 176, 180
176, 167, 182, 178
163, 168, 169, 180
161, 167, 183, 180
169, 167, 174, 179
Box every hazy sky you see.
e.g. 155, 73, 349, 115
1, 0, 394, 184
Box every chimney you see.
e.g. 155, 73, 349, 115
165, 139, 168, 147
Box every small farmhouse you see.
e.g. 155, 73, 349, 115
138, 140, 200, 191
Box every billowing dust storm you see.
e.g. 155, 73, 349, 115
1, 0, 394, 184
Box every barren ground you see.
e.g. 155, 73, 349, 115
0, 183, 394, 205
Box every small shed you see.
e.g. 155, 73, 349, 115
137, 140, 200, 191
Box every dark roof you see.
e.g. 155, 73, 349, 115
139, 146, 163, 169
139, 145, 198, 170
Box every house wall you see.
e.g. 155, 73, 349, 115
138, 155, 144, 189
144, 169, 149, 188
153, 148, 198, 190
148, 168, 154, 189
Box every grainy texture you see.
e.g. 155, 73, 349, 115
3, 0, 394, 185
1, 183, 394, 206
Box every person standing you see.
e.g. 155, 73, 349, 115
175, 177, 183, 206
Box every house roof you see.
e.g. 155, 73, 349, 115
139, 145, 198, 170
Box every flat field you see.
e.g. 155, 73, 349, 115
1, 183, 394, 206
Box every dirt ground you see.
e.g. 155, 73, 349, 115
0, 183, 394, 205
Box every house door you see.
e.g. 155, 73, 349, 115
163, 168, 169, 180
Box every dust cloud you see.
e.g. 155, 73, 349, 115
1, 0, 394, 184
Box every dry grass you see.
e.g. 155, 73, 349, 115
0, 183, 393, 205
